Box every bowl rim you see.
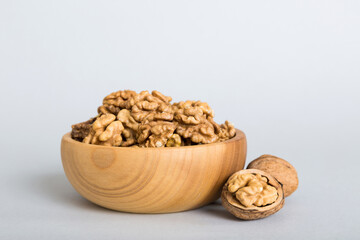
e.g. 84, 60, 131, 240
62, 129, 245, 150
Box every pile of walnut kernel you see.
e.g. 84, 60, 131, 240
71, 90, 236, 147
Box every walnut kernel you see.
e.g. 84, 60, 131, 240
227, 173, 278, 208
71, 90, 237, 147
71, 117, 96, 141
221, 169, 285, 220
166, 134, 182, 147
83, 114, 124, 146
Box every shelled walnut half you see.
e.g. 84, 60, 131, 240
221, 169, 284, 220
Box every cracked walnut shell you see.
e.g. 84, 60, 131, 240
221, 169, 285, 220
247, 154, 298, 197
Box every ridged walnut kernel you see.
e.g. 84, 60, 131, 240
166, 134, 182, 147
221, 169, 285, 220
227, 173, 278, 208
71, 90, 237, 147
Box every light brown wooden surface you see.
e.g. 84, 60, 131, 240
61, 129, 247, 213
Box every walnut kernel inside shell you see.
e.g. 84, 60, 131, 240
221, 169, 285, 220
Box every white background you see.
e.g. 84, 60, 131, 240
1, 0, 359, 239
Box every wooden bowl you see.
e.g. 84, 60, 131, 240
61, 129, 247, 213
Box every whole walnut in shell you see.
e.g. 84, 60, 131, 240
221, 169, 285, 220
247, 154, 298, 197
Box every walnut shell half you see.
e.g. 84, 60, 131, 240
221, 169, 285, 220
247, 154, 298, 197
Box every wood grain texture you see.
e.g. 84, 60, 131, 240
61, 129, 247, 213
